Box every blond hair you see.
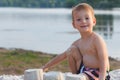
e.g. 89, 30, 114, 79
72, 3, 95, 20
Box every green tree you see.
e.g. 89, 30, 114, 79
65, 0, 76, 8
49, 0, 56, 8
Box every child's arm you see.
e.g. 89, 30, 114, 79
42, 51, 67, 72
95, 36, 109, 80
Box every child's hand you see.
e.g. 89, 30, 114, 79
40, 66, 48, 72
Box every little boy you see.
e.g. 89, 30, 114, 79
42, 3, 110, 80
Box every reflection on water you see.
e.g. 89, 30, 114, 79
0, 8, 119, 58
95, 15, 113, 39
95, 13, 120, 58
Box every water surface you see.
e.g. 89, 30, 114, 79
0, 8, 120, 58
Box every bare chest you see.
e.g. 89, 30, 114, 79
78, 39, 96, 55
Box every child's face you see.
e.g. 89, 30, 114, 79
72, 10, 96, 33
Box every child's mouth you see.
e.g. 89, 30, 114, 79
81, 25, 88, 28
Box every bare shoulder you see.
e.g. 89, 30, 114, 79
93, 32, 106, 44
93, 32, 107, 53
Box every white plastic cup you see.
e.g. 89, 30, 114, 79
24, 69, 43, 80
43, 71, 64, 80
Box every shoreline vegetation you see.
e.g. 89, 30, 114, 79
0, 0, 120, 9
0, 47, 119, 75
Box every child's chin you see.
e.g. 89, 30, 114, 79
82, 27, 89, 30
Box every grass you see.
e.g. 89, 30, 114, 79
0, 48, 69, 75
0, 48, 119, 75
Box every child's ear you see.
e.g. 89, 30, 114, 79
93, 18, 96, 26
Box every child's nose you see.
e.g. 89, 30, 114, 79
82, 19, 86, 23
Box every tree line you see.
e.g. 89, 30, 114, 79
0, 0, 120, 9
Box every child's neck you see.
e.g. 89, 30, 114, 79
80, 31, 93, 40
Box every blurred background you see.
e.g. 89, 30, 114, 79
0, 0, 120, 58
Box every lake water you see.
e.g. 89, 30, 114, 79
0, 8, 120, 58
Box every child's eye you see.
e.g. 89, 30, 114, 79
76, 19, 81, 21
86, 17, 89, 20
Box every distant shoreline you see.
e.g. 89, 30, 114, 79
0, 47, 119, 60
